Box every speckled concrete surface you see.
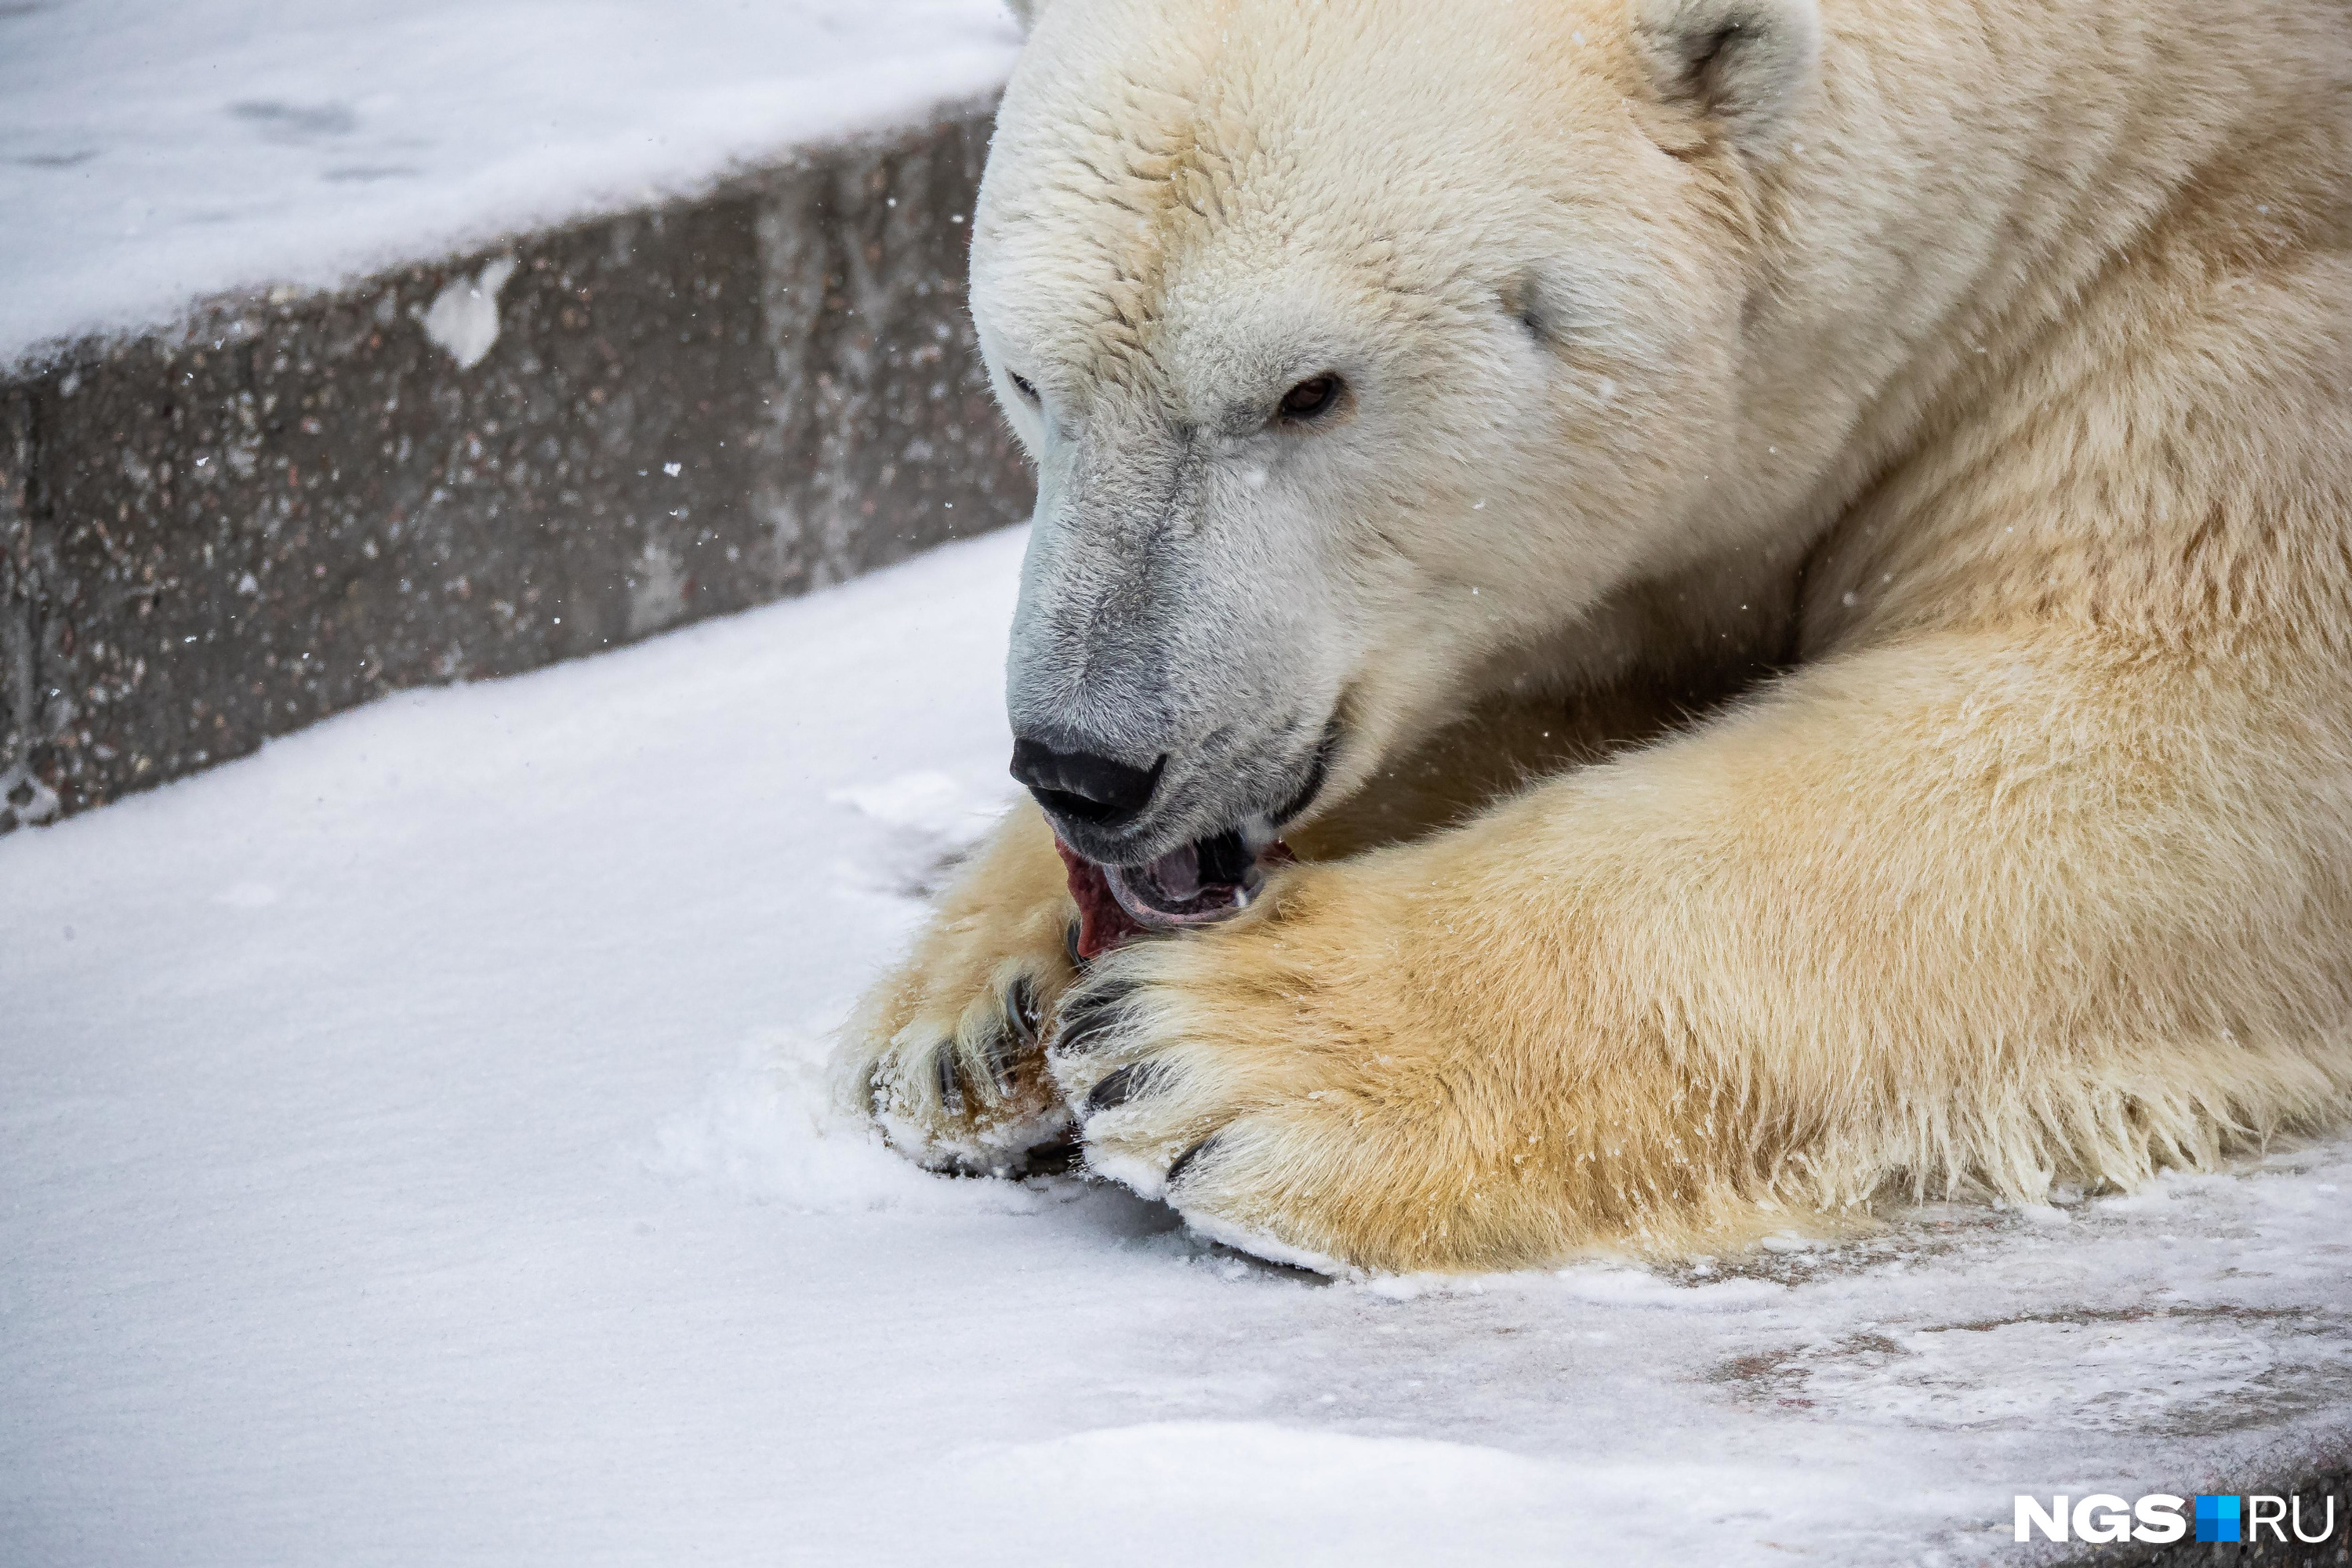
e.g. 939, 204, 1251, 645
0, 102, 1029, 830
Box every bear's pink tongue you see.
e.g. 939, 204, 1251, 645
1056, 840, 1146, 962
1056, 833, 1290, 960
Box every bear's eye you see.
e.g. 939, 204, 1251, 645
1277, 375, 1343, 424
1007, 372, 1040, 403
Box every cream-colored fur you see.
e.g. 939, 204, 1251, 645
837, 0, 2352, 1272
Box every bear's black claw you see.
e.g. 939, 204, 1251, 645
1004, 976, 1042, 1046
1051, 985, 1128, 1058
935, 1044, 966, 1118
1166, 1135, 1219, 1190
982, 1027, 1023, 1096
1084, 1061, 1163, 1116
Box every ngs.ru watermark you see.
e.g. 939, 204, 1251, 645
2014, 1491, 2338, 1544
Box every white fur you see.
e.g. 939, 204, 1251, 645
844, 0, 2352, 1272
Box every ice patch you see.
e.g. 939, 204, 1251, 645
420, 254, 515, 369
624, 536, 690, 635
1733, 1312, 2352, 1441
1, 762, 61, 827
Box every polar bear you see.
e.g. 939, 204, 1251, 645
837, 0, 2352, 1272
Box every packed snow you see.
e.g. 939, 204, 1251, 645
0, 0, 1022, 367
4, 526, 2349, 1566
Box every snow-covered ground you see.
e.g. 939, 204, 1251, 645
0, 0, 1022, 367
5, 526, 2349, 1566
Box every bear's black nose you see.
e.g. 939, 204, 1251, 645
1010, 739, 1165, 828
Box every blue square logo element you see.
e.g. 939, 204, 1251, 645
2195, 1495, 2242, 1544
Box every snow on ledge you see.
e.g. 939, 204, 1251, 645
0, 0, 1024, 371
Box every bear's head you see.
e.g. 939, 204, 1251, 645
974, 0, 1821, 906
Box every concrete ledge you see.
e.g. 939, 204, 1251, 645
0, 99, 1030, 830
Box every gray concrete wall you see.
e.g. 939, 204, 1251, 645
0, 100, 1031, 833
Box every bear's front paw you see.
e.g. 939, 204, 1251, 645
855, 963, 1079, 1176
836, 803, 1086, 1176
1044, 862, 1515, 1273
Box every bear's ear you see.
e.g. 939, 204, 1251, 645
1631, 0, 1820, 154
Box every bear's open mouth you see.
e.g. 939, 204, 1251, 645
1049, 728, 1334, 960
1104, 827, 1263, 927
1055, 829, 1290, 961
